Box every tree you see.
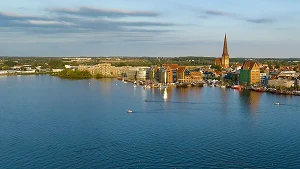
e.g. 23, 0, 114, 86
48, 59, 64, 69
2, 66, 10, 70
211, 64, 222, 71
4, 61, 17, 67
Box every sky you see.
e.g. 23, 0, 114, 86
0, 0, 300, 58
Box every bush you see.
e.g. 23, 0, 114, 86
58, 69, 92, 79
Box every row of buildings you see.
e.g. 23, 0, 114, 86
77, 63, 204, 83
144, 64, 202, 83
78, 63, 121, 77
237, 61, 299, 88
212, 34, 299, 88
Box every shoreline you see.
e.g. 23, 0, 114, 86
119, 79, 300, 96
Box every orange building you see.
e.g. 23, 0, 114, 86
240, 61, 260, 84
176, 66, 187, 83
162, 64, 179, 82
190, 72, 203, 82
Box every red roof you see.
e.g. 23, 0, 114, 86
162, 64, 178, 70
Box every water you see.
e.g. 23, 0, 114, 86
0, 75, 300, 168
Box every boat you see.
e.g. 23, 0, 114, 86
133, 84, 137, 88
253, 88, 265, 92
159, 85, 167, 89
127, 110, 132, 113
220, 85, 226, 88
124, 81, 128, 84
274, 102, 280, 105
143, 85, 151, 89
231, 85, 241, 90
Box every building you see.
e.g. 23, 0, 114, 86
136, 68, 148, 81
268, 79, 295, 88
52, 69, 64, 73
159, 66, 173, 83
177, 66, 188, 83
121, 66, 138, 80
189, 72, 203, 82
162, 64, 179, 82
215, 34, 230, 68
260, 73, 268, 86
239, 62, 260, 85
78, 63, 121, 77
147, 65, 159, 82
278, 71, 296, 78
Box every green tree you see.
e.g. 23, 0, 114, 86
48, 59, 64, 69
4, 61, 17, 67
211, 65, 222, 71
2, 66, 10, 70
57, 69, 92, 79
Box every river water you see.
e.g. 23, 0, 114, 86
0, 75, 300, 168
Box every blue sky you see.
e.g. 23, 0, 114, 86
0, 0, 299, 58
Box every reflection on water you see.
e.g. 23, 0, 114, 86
176, 87, 203, 103
97, 78, 112, 95
163, 88, 168, 101
1, 76, 300, 169
239, 90, 261, 114
220, 88, 229, 114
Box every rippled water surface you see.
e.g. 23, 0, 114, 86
0, 75, 300, 168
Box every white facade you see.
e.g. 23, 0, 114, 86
268, 79, 295, 88
278, 71, 296, 77
52, 69, 64, 73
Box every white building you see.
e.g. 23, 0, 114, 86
268, 79, 295, 88
278, 71, 296, 77
52, 69, 64, 73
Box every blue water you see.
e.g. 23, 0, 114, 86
0, 75, 300, 168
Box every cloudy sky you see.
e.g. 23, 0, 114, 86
0, 0, 299, 58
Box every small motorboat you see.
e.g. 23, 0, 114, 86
231, 85, 241, 90
274, 102, 280, 105
127, 110, 132, 113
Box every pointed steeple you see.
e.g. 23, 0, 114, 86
222, 34, 228, 56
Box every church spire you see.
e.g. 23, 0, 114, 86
222, 34, 228, 56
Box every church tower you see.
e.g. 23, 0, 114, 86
221, 34, 230, 68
